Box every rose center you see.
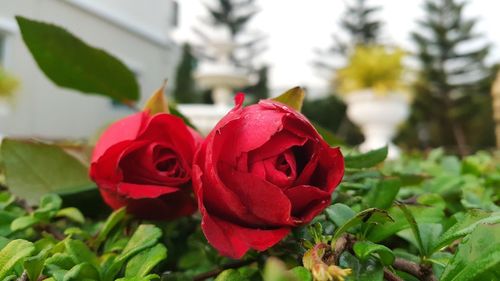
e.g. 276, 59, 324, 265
275, 154, 292, 176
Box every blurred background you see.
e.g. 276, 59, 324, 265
1, 0, 499, 156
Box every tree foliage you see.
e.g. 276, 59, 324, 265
172, 43, 200, 104
398, 0, 494, 155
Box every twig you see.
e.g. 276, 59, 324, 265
192, 259, 257, 281
383, 268, 404, 281
392, 258, 437, 281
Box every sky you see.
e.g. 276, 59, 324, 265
174, 0, 500, 95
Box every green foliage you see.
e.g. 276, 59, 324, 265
16, 16, 140, 103
1, 139, 94, 204
400, 0, 494, 154
172, 43, 200, 104
272, 87, 305, 112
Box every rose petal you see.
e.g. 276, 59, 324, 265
117, 182, 179, 199
218, 163, 293, 226
202, 212, 290, 259
285, 185, 331, 223
310, 146, 344, 191
92, 111, 149, 163
126, 189, 197, 220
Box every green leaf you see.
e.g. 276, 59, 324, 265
367, 204, 444, 243
353, 241, 395, 266
215, 269, 244, 281
340, 252, 383, 281
345, 146, 388, 169
365, 178, 401, 209
289, 267, 312, 281
432, 210, 500, 253
10, 216, 40, 232
56, 208, 85, 224
168, 104, 197, 131
115, 274, 159, 281
63, 262, 101, 281
125, 244, 167, 277
16, 16, 139, 102
440, 223, 500, 281
325, 203, 356, 227
1, 139, 93, 204
34, 194, 63, 220
396, 202, 425, 256
272, 87, 305, 112
0, 239, 35, 279
333, 208, 393, 240
263, 257, 302, 281
118, 224, 162, 262
64, 239, 99, 268
312, 122, 344, 146
398, 223, 443, 258
24, 251, 48, 281
94, 207, 126, 249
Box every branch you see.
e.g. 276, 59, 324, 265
193, 259, 257, 281
393, 258, 437, 281
383, 268, 404, 281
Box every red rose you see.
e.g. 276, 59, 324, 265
193, 94, 344, 259
90, 111, 202, 220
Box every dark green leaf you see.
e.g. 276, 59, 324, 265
215, 269, 244, 281
365, 178, 401, 209
312, 122, 344, 146
333, 208, 393, 240
353, 241, 395, 265
1, 139, 93, 204
396, 202, 425, 256
345, 147, 388, 169
325, 203, 356, 227
289, 267, 312, 281
16, 16, 139, 102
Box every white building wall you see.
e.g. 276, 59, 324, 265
0, 0, 180, 139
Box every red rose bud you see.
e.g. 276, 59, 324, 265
90, 111, 202, 220
193, 94, 344, 259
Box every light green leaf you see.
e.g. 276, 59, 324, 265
94, 207, 126, 249
272, 87, 305, 112
1, 139, 93, 204
16, 16, 139, 102
34, 194, 63, 220
118, 224, 162, 262
125, 244, 167, 277
432, 210, 500, 253
115, 274, 159, 281
10, 216, 40, 232
215, 269, 244, 281
64, 239, 99, 268
353, 241, 395, 265
289, 267, 312, 281
345, 146, 388, 169
63, 263, 101, 281
56, 208, 85, 224
0, 239, 35, 279
440, 223, 500, 281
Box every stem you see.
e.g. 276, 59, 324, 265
392, 258, 437, 281
192, 259, 257, 281
383, 268, 404, 281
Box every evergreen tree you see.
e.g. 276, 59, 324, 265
243, 65, 269, 101
172, 43, 199, 104
199, 0, 265, 71
315, 0, 382, 71
402, 0, 493, 155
